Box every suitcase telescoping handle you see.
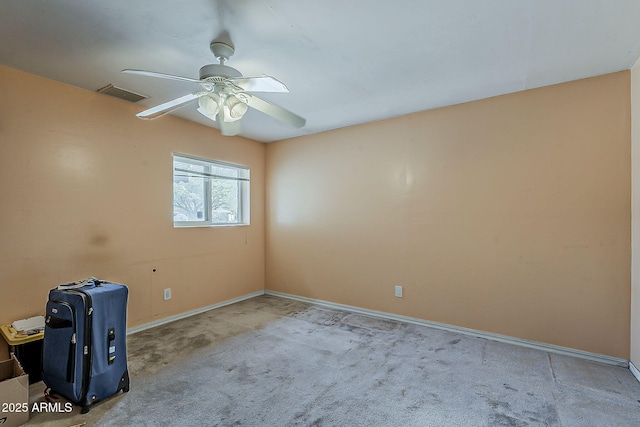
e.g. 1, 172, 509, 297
57, 276, 102, 290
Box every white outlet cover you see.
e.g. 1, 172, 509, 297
164, 288, 171, 300
395, 285, 403, 298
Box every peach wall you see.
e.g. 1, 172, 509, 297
1, 64, 632, 359
0, 65, 265, 327
632, 60, 640, 368
266, 72, 631, 358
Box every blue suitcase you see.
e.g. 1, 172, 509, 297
42, 277, 130, 413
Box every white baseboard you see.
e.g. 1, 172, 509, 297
630, 361, 640, 382
125, 288, 630, 370
265, 290, 629, 368
127, 290, 265, 335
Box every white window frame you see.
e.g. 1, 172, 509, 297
173, 153, 250, 227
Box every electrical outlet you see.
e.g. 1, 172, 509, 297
395, 285, 403, 298
163, 288, 171, 301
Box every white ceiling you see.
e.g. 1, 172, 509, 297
2, 1, 640, 142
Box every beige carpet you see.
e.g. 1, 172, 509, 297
25, 295, 640, 426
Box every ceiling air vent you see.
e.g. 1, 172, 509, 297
96, 84, 147, 103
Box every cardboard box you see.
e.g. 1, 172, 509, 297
0, 355, 29, 427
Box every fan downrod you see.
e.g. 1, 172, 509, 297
210, 42, 235, 65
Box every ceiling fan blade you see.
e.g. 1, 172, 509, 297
136, 93, 200, 119
219, 119, 242, 136
122, 69, 202, 84
218, 101, 242, 136
229, 76, 289, 93
245, 95, 306, 128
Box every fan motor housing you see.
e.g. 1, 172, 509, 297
199, 64, 242, 79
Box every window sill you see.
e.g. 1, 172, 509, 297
173, 223, 250, 228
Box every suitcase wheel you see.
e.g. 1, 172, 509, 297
120, 370, 130, 393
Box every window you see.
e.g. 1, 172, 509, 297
173, 153, 250, 226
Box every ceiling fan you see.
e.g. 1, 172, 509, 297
122, 41, 305, 136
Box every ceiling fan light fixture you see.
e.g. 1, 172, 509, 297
197, 93, 220, 120
225, 95, 249, 121
124, 39, 306, 134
